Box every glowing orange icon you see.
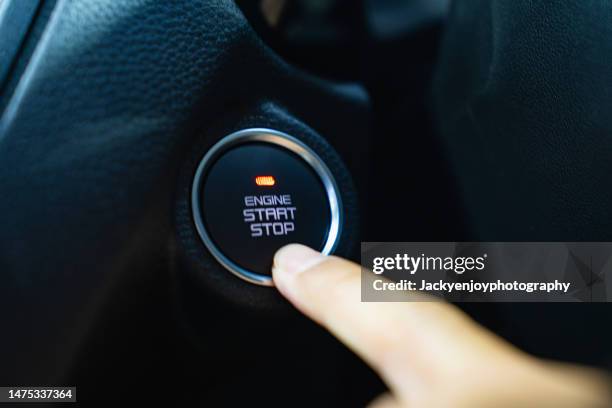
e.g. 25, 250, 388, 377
255, 175, 276, 186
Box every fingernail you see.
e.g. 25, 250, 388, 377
273, 244, 326, 277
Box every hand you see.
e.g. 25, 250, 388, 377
272, 244, 612, 407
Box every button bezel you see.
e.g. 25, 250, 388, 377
191, 128, 343, 286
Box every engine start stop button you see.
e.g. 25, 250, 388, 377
191, 128, 342, 286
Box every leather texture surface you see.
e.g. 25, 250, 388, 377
433, 0, 612, 241
0, 0, 367, 383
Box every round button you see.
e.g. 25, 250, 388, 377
191, 129, 342, 286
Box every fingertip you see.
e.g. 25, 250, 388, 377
273, 244, 325, 275
367, 393, 400, 408
272, 244, 326, 295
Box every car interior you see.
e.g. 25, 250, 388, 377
1, 0, 611, 405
